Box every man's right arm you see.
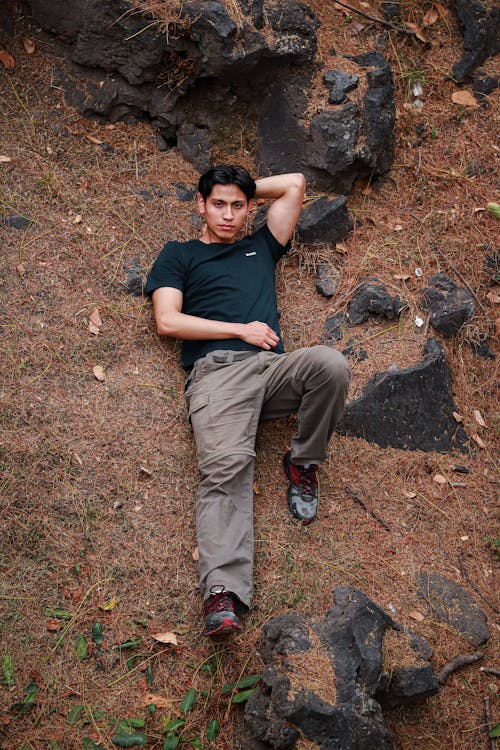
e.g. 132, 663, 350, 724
152, 287, 280, 350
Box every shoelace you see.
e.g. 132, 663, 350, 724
290, 464, 318, 500
205, 592, 234, 614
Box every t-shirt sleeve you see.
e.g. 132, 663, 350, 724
261, 223, 292, 262
145, 243, 186, 297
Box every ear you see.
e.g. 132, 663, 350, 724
197, 192, 205, 215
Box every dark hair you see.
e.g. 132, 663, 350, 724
197, 164, 256, 201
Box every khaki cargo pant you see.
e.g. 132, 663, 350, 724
184, 346, 350, 610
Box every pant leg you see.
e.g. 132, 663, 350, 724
185, 355, 265, 609
260, 345, 350, 465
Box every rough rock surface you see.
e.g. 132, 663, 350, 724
315, 263, 341, 299
257, 50, 395, 191
243, 587, 438, 750
296, 196, 353, 245
416, 572, 490, 647
420, 273, 475, 338
336, 338, 468, 452
452, 0, 500, 82
347, 278, 401, 325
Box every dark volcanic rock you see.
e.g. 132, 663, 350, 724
416, 572, 490, 646
347, 279, 401, 324
323, 68, 359, 104
2, 215, 33, 230
244, 587, 438, 750
337, 338, 468, 452
122, 257, 145, 297
452, 0, 500, 82
469, 333, 495, 359
322, 311, 346, 343
315, 263, 340, 299
257, 51, 394, 192
296, 195, 353, 245
420, 273, 475, 337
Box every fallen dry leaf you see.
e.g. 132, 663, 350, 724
433, 474, 448, 485
394, 274, 411, 281
253, 480, 261, 495
93, 365, 106, 382
140, 465, 152, 476
99, 596, 120, 611
473, 409, 488, 428
17, 263, 25, 276
434, 3, 448, 19
89, 308, 103, 328
387, 217, 403, 232
152, 631, 178, 646
0, 155, 12, 163
472, 433, 486, 449
0, 50, 15, 68
409, 610, 425, 622
71, 214, 82, 224
192, 546, 199, 561
405, 22, 426, 43
423, 8, 438, 26
88, 323, 100, 336
452, 90, 478, 107
23, 37, 36, 55
486, 291, 500, 304
72, 452, 83, 466
402, 490, 417, 499
46, 618, 63, 631
86, 135, 103, 145
453, 411, 463, 423
142, 692, 173, 709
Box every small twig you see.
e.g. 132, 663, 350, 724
415, 148, 422, 177
331, 0, 418, 38
431, 244, 491, 324
481, 667, 500, 678
458, 553, 499, 614
485, 696, 495, 750
345, 486, 390, 531
437, 652, 484, 684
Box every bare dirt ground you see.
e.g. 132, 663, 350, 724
1, 2, 499, 749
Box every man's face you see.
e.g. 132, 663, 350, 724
198, 184, 251, 244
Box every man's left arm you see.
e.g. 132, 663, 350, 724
254, 173, 306, 246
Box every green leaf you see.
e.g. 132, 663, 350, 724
10, 680, 39, 714
116, 637, 142, 650
489, 723, 500, 738
75, 635, 89, 660
2, 654, 15, 686
487, 203, 500, 219
231, 688, 256, 703
163, 737, 180, 750
92, 622, 104, 646
44, 607, 72, 620
147, 704, 156, 715
206, 718, 220, 742
111, 733, 147, 747
221, 674, 260, 694
67, 704, 84, 725
163, 717, 185, 734
82, 739, 104, 750
146, 664, 153, 687
180, 687, 196, 715
189, 738, 203, 750
117, 718, 146, 732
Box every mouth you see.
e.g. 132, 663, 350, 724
219, 225, 234, 231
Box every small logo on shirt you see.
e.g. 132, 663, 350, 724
245, 251, 256, 257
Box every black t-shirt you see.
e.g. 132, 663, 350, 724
145, 225, 290, 369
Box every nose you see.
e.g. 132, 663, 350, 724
222, 204, 233, 220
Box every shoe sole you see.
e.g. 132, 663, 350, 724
205, 617, 243, 641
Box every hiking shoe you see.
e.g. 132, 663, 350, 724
283, 451, 319, 524
203, 586, 243, 640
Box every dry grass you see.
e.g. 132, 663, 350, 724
1, 1, 499, 749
